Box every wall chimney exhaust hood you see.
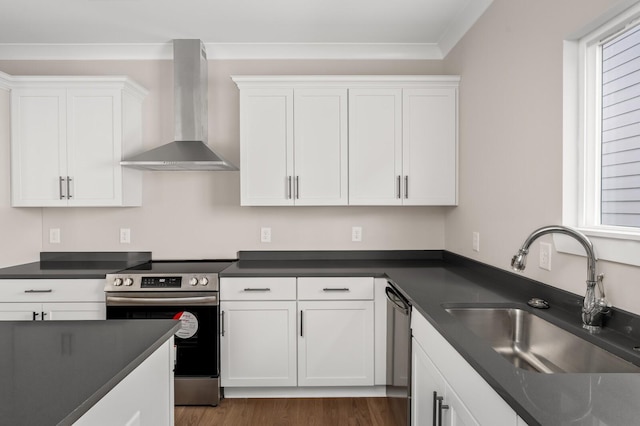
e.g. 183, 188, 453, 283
121, 39, 238, 171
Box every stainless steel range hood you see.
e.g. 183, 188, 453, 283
121, 39, 238, 171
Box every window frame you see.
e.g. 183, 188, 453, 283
562, 1, 640, 265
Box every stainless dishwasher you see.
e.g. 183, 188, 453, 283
386, 282, 412, 426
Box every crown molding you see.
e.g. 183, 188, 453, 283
438, 0, 493, 57
0, 42, 443, 61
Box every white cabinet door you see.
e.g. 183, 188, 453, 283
412, 337, 446, 426
66, 89, 122, 206
298, 300, 374, 386
412, 337, 479, 426
220, 300, 297, 387
403, 88, 457, 206
10, 88, 67, 206
348, 88, 403, 205
240, 88, 294, 206
293, 88, 348, 205
44, 302, 106, 320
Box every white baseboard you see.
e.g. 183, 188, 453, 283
223, 385, 387, 399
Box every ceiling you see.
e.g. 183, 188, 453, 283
0, 0, 492, 60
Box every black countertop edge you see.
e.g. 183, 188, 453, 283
59, 320, 180, 426
236, 249, 444, 262
39, 251, 152, 269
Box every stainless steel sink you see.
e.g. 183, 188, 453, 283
445, 307, 640, 374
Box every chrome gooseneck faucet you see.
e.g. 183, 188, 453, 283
511, 225, 609, 330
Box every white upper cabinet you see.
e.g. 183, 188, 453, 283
10, 77, 147, 207
403, 88, 458, 206
233, 75, 459, 207
349, 86, 458, 206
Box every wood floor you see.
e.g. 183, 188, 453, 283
175, 397, 403, 426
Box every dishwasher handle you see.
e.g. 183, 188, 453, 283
385, 285, 410, 315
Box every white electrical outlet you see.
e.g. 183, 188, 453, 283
539, 242, 552, 271
120, 228, 131, 244
352, 226, 363, 242
472, 231, 480, 252
49, 228, 61, 244
261, 227, 272, 243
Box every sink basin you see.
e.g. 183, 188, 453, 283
445, 307, 640, 374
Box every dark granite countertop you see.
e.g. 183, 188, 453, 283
0, 319, 179, 426
0, 252, 152, 279
222, 250, 640, 426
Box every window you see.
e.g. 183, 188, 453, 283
563, 1, 640, 266
601, 24, 640, 228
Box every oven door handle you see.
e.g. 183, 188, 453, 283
106, 295, 218, 306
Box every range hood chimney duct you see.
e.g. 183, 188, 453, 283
121, 39, 238, 171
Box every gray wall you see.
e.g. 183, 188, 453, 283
442, 0, 640, 315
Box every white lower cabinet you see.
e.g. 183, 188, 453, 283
298, 300, 374, 386
412, 311, 519, 426
0, 279, 106, 321
412, 336, 478, 426
0, 302, 105, 321
220, 300, 297, 387
220, 276, 376, 391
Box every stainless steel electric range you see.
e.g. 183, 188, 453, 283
105, 260, 233, 406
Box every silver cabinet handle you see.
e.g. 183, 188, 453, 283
25, 289, 53, 293
322, 288, 350, 292
287, 176, 292, 199
221, 311, 225, 336
59, 176, 66, 199
404, 176, 408, 199
295, 176, 300, 199
397, 175, 402, 199
243, 288, 271, 292
67, 176, 73, 199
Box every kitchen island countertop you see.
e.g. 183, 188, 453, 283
0, 319, 179, 426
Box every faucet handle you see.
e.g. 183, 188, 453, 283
596, 273, 607, 301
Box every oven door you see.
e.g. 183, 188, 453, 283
106, 292, 219, 377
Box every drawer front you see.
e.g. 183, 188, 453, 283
297, 277, 374, 300
220, 277, 297, 300
0, 279, 105, 302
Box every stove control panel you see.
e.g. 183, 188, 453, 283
105, 273, 218, 292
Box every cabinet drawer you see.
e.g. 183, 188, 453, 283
297, 277, 374, 300
0, 279, 105, 302
221, 278, 297, 300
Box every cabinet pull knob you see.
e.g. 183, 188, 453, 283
25, 289, 53, 293
67, 176, 73, 199
404, 176, 408, 199
221, 311, 225, 336
322, 288, 349, 292
397, 175, 402, 199
243, 288, 271, 292
59, 176, 66, 199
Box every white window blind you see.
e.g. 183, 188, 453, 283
601, 24, 640, 227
